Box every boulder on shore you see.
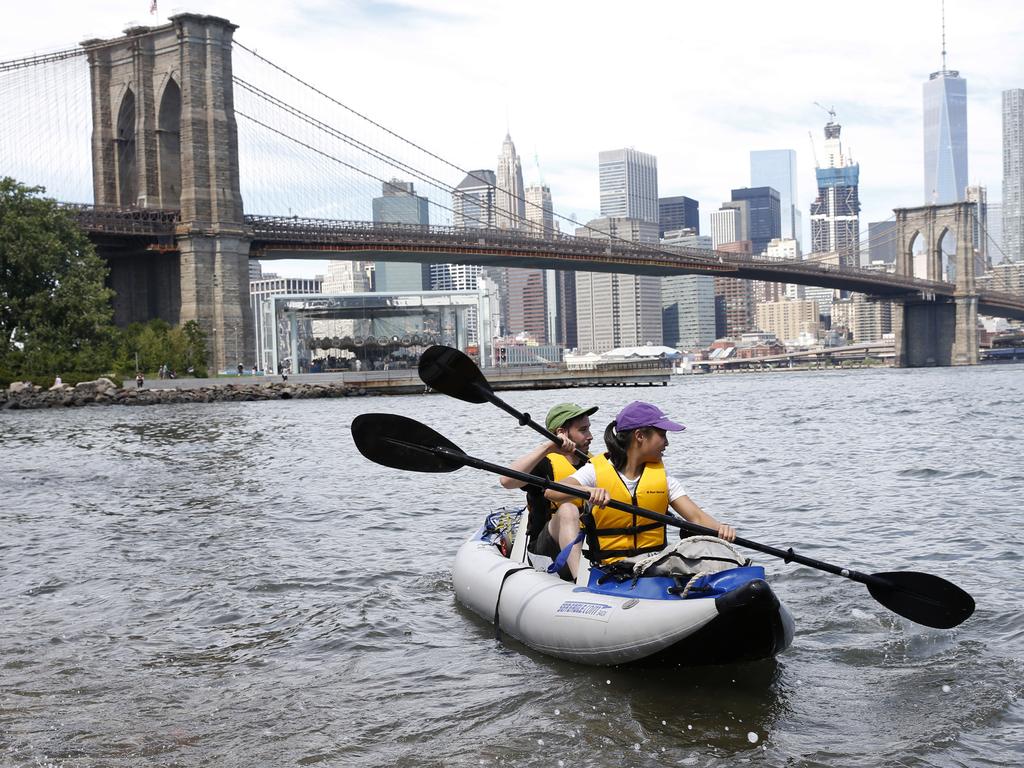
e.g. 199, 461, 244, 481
0, 380, 357, 411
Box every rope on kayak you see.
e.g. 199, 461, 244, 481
493, 566, 533, 641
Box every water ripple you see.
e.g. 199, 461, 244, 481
2, 367, 1023, 766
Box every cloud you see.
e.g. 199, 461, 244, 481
2, 0, 1020, 277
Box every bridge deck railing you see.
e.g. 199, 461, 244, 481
60, 204, 1024, 312
60, 203, 180, 236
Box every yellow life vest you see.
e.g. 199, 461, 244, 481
546, 452, 585, 510
525, 452, 588, 541
586, 453, 668, 563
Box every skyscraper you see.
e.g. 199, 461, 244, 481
524, 183, 568, 345
710, 207, 741, 248
445, 170, 494, 343
658, 196, 699, 236
750, 149, 800, 246
524, 184, 554, 235
503, 268, 548, 343
1003, 88, 1024, 262
495, 134, 526, 229
923, 25, 968, 204
599, 148, 658, 224
574, 218, 662, 352
661, 231, 716, 349
453, 170, 496, 229
730, 187, 781, 255
372, 179, 431, 292
809, 114, 861, 265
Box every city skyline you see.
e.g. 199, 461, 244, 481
2, 1, 1021, 280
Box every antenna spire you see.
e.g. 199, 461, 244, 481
941, 0, 947, 72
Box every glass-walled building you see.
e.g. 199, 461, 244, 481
924, 68, 968, 204
750, 149, 800, 247
269, 291, 487, 375
250, 274, 322, 374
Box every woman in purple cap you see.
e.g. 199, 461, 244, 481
547, 400, 736, 566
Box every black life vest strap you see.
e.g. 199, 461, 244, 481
590, 542, 665, 560
581, 510, 666, 563
590, 520, 662, 537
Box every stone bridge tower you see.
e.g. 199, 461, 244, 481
82, 13, 252, 373
892, 202, 979, 366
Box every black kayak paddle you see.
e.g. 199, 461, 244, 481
417, 344, 589, 462
351, 412, 976, 630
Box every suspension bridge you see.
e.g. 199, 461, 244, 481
2, 13, 1022, 372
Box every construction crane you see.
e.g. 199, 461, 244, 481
808, 130, 819, 168
814, 102, 837, 122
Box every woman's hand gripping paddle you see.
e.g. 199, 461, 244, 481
351, 413, 976, 630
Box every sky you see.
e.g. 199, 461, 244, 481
2, 0, 1022, 278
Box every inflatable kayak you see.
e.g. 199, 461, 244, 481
452, 507, 795, 666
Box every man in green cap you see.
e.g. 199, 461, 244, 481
499, 402, 598, 580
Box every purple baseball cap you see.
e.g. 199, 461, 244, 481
615, 401, 685, 432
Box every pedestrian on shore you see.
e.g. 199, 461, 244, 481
53, 375, 62, 387
135, 372, 144, 389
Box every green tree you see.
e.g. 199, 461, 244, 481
113, 319, 208, 377
0, 178, 115, 377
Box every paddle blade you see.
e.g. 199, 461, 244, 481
418, 345, 492, 404
867, 571, 976, 629
351, 413, 467, 473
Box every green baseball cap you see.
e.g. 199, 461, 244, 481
545, 402, 598, 432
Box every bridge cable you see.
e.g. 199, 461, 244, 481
232, 41, 722, 263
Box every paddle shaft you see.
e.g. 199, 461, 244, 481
474, 384, 590, 463
477, 387, 589, 460
418, 346, 589, 463
435, 445, 889, 591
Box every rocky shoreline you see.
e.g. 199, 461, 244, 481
1, 378, 363, 410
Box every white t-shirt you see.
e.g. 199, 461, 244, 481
568, 463, 688, 503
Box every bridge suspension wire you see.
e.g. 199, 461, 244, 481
230, 41, 721, 264
0, 51, 92, 202
233, 41, 542, 226
233, 77, 476, 223
976, 214, 1014, 265
235, 111, 500, 232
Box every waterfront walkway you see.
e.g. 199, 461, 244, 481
144, 365, 671, 395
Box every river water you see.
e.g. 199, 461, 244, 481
2, 365, 1022, 767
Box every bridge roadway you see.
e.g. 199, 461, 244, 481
64, 204, 1024, 321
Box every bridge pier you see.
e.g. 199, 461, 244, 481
83, 13, 252, 374
178, 234, 251, 373
104, 249, 181, 326
893, 203, 979, 366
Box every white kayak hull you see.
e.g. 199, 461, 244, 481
453, 517, 794, 667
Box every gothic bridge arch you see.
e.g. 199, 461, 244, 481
893, 203, 978, 365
